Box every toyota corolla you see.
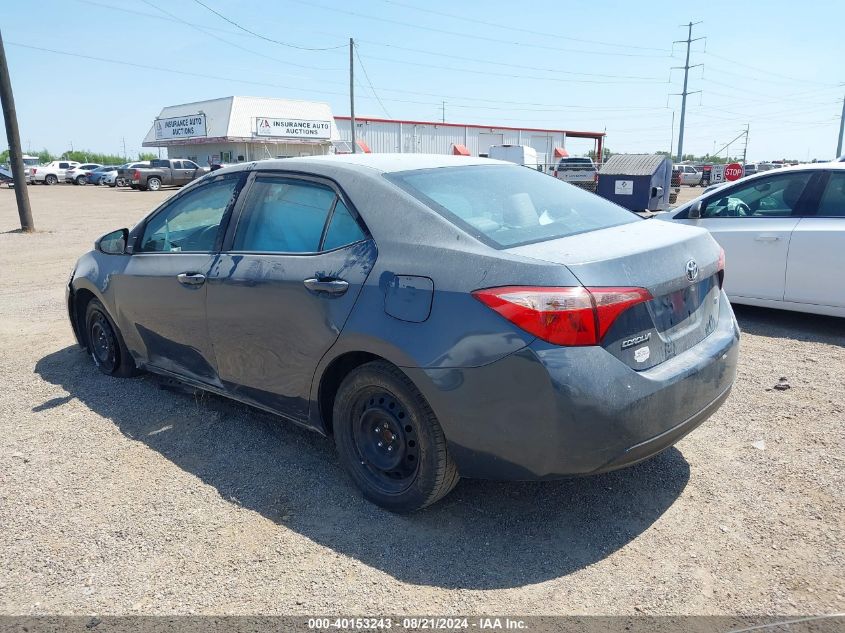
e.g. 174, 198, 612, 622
67, 154, 739, 512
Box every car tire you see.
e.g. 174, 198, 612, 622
147, 177, 161, 192
45, 174, 58, 185
76, 175, 87, 185
333, 360, 459, 512
84, 298, 137, 378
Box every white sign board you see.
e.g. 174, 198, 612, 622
614, 180, 634, 195
256, 117, 332, 140
154, 114, 207, 140
710, 164, 725, 184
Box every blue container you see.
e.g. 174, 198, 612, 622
596, 154, 672, 212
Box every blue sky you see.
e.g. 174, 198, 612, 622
3, 0, 843, 161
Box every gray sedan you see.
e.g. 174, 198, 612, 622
66, 154, 739, 511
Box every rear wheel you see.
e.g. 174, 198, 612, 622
45, 174, 58, 185
147, 177, 161, 191
84, 299, 136, 377
333, 361, 459, 512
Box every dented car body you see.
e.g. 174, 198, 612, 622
67, 154, 739, 509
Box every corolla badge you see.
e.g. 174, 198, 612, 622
685, 259, 699, 282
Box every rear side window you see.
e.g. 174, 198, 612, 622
816, 172, 845, 217
387, 164, 638, 248
323, 200, 366, 250
233, 178, 337, 253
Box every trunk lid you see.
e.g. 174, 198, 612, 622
507, 220, 723, 370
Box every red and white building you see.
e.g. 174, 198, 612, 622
335, 115, 605, 167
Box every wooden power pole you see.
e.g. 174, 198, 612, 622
349, 37, 356, 154
0, 29, 34, 232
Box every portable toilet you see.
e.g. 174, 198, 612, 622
596, 154, 672, 212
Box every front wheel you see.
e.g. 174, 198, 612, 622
333, 361, 459, 512
84, 298, 137, 377
147, 177, 161, 191
76, 175, 87, 185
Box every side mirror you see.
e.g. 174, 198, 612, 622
688, 200, 703, 219
96, 228, 129, 255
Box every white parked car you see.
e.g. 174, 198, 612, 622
65, 163, 102, 185
658, 163, 845, 317
28, 160, 80, 185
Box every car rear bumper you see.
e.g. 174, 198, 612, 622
406, 290, 740, 480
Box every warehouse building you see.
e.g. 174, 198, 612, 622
334, 116, 605, 167
142, 96, 606, 167
142, 96, 341, 165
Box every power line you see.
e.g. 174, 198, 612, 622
288, 0, 671, 59
190, 0, 347, 51
139, 0, 344, 73
357, 52, 668, 85
354, 43, 391, 118
705, 51, 837, 86
351, 38, 662, 80
380, 0, 672, 52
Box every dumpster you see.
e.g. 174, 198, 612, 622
596, 154, 672, 212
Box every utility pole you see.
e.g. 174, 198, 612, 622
671, 21, 703, 162
742, 123, 749, 166
122, 137, 127, 161
669, 110, 675, 158
837, 93, 844, 158
0, 29, 34, 232
441, 101, 446, 123
349, 37, 356, 154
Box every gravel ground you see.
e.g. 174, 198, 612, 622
0, 184, 843, 616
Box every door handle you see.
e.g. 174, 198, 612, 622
303, 278, 349, 296
754, 234, 780, 242
177, 272, 206, 286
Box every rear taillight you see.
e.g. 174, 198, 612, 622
133, 170, 141, 179
472, 286, 652, 346
717, 247, 725, 287
31, 168, 36, 174
553, 170, 558, 177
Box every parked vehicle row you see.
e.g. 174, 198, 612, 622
13, 158, 206, 191
67, 154, 738, 512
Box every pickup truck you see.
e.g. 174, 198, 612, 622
553, 157, 598, 191
129, 159, 208, 191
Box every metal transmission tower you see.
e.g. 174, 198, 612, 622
671, 22, 704, 162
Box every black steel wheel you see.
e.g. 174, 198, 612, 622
84, 299, 137, 377
334, 361, 459, 512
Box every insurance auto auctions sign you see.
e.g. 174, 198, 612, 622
256, 117, 332, 139
154, 114, 207, 140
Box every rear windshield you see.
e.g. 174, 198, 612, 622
386, 164, 638, 248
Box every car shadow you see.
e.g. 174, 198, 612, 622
733, 304, 845, 347
35, 345, 691, 590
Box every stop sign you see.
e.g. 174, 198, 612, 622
725, 162, 743, 181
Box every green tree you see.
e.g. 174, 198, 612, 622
138, 152, 158, 161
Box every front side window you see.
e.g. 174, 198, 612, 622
233, 178, 337, 253
184, 160, 199, 170
816, 172, 845, 217
701, 172, 813, 218
387, 164, 638, 248
140, 177, 239, 253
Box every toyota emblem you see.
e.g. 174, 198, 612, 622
685, 259, 699, 282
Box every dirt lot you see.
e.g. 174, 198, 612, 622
1, 184, 843, 616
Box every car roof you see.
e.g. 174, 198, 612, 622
236, 153, 510, 174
